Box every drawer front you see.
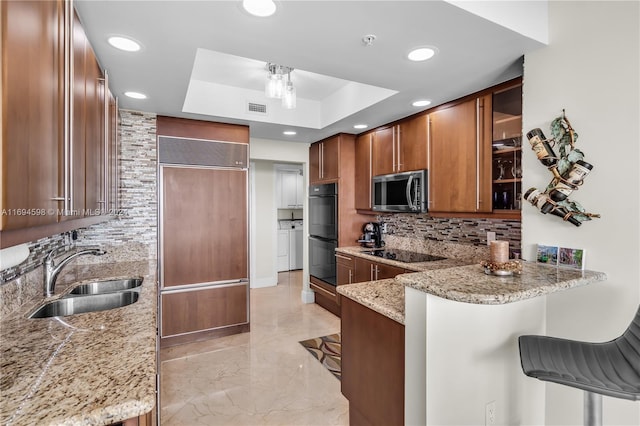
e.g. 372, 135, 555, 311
161, 283, 248, 337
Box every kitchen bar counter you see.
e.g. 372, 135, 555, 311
0, 260, 156, 426
397, 262, 607, 305
337, 242, 606, 322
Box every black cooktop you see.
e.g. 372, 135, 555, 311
361, 248, 447, 263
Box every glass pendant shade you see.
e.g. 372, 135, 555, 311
282, 80, 296, 109
266, 67, 286, 99
265, 63, 295, 107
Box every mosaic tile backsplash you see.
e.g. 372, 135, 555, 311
377, 214, 521, 250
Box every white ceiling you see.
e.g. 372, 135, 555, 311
74, 0, 548, 143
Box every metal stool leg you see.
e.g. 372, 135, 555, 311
584, 391, 602, 426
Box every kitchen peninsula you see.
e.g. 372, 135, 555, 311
336, 241, 606, 425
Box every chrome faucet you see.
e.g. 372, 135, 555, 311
43, 247, 107, 296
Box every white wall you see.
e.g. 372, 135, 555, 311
249, 138, 312, 299
522, 2, 640, 425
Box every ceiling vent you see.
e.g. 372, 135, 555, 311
247, 101, 267, 115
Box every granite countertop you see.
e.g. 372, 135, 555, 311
397, 262, 607, 305
0, 260, 157, 426
336, 240, 606, 322
337, 279, 405, 325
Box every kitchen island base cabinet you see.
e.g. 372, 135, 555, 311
341, 295, 404, 426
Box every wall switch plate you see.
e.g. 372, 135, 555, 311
487, 231, 496, 245
485, 401, 496, 425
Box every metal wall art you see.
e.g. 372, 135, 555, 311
524, 110, 600, 227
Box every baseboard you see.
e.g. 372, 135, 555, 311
251, 276, 277, 288
301, 288, 315, 304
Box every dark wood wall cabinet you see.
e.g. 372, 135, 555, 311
341, 296, 405, 426
1, 1, 118, 248
354, 77, 522, 217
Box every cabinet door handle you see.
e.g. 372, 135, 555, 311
392, 128, 397, 172
476, 98, 481, 211
320, 142, 324, 179
348, 270, 352, 284
396, 126, 402, 172
427, 116, 433, 208
370, 264, 374, 281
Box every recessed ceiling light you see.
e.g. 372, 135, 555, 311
354, 124, 368, 130
107, 36, 141, 52
412, 100, 432, 107
407, 47, 437, 62
242, 0, 276, 17
124, 91, 147, 99
283, 130, 297, 136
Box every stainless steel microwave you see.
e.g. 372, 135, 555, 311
372, 169, 427, 212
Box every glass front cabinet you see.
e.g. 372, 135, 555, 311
491, 83, 522, 213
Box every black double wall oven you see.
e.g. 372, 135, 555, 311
309, 183, 337, 286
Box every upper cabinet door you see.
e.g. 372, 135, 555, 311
398, 114, 428, 173
355, 133, 373, 210
309, 136, 340, 184
321, 136, 340, 181
372, 127, 395, 176
429, 96, 491, 213
1, 0, 65, 230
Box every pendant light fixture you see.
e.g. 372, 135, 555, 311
282, 69, 296, 109
265, 63, 296, 109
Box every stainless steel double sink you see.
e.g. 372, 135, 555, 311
28, 278, 143, 319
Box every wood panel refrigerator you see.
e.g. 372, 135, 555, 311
158, 136, 249, 347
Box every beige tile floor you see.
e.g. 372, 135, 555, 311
160, 271, 349, 425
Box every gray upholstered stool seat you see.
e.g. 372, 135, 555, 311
519, 306, 640, 425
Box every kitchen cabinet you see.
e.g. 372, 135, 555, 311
276, 168, 304, 209
1, 0, 65, 231
491, 83, 523, 213
341, 295, 404, 426
428, 95, 492, 213
354, 257, 405, 282
354, 132, 373, 210
372, 126, 395, 176
72, 11, 109, 217
336, 252, 355, 285
0, 1, 117, 246
309, 135, 340, 184
371, 114, 428, 178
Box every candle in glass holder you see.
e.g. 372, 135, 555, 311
490, 240, 510, 263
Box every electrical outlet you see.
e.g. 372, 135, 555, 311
486, 231, 496, 245
381, 223, 388, 234
485, 401, 496, 425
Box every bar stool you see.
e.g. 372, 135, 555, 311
519, 305, 640, 426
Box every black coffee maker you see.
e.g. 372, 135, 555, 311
358, 222, 384, 248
